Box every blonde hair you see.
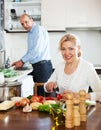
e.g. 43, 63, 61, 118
59, 34, 82, 57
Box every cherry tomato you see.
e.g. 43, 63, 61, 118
30, 96, 40, 102
15, 101, 21, 107
57, 94, 63, 100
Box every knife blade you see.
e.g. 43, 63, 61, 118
53, 87, 59, 92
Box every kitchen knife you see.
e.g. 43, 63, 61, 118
53, 87, 59, 93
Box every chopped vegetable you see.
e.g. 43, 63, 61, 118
38, 103, 60, 113
0, 68, 17, 78
27, 95, 32, 100
38, 104, 50, 112
85, 100, 96, 106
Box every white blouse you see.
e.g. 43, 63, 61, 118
44, 58, 101, 101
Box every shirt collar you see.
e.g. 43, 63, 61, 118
30, 23, 36, 33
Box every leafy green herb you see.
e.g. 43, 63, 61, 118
27, 95, 32, 99
0, 68, 17, 78
38, 104, 60, 113
38, 104, 50, 112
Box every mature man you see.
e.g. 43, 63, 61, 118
12, 14, 53, 95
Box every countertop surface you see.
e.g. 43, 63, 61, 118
94, 64, 101, 69
0, 103, 101, 130
5, 68, 32, 82
95, 67, 101, 69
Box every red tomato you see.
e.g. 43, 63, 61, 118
45, 97, 54, 100
30, 96, 40, 102
15, 101, 21, 107
57, 94, 63, 100
38, 96, 43, 102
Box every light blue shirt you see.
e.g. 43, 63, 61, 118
21, 23, 51, 64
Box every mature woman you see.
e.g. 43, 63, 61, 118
44, 33, 101, 101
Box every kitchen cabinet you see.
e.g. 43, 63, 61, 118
41, 0, 101, 31
4, 0, 41, 33
65, 0, 101, 29
4, 0, 101, 32
41, 0, 66, 31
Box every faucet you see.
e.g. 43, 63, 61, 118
5, 57, 11, 68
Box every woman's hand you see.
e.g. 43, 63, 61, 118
45, 82, 57, 92
61, 90, 79, 99
61, 90, 74, 99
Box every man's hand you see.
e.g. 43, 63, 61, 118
12, 60, 24, 69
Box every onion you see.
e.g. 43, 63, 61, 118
20, 97, 30, 107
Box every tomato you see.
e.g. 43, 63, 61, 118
20, 97, 30, 107
38, 96, 43, 102
45, 97, 54, 100
30, 95, 44, 103
57, 94, 63, 100
15, 101, 21, 107
30, 96, 40, 102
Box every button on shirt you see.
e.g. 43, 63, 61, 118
21, 23, 51, 64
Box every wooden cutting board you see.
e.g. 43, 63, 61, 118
0, 100, 15, 110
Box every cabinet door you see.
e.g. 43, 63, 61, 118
65, 0, 101, 28
41, 0, 66, 31
4, 0, 41, 33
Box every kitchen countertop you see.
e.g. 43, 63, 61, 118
94, 64, 101, 70
0, 102, 101, 130
95, 67, 101, 69
5, 68, 33, 82
3, 65, 101, 82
